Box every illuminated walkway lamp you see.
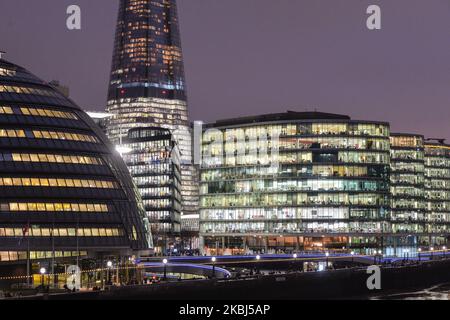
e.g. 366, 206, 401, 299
211, 257, 217, 279
162, 259, 168, 280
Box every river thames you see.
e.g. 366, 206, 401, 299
372, 283, 450, 300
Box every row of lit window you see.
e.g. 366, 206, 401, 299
0, 105, 78, 120
209, 123, 389, 140
426, 158, 450, 167
200, 222, 382, 234
201, 207, 381, 221
0, 251, 88, 262
0, 67, 16, 77
0, 85, 60, 98
201, 193, 388, 208
202, 151, 390, 168
32, 130, 98, 143
202, 165, 385, 181
20, 106, 78, 119
205, 138, 390, 155
0, 227, 123, 237
0, 106, 13, 114
0, 153, 104, 165
0, 202, 109, 213
0, 129, 99, 143
0, 177, 118, 189
390, 136, 423, 148
202, 180, 387, 194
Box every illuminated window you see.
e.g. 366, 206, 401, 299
31, 130, 99, 143
19, 107, 78, 120
0, 85, 61, 97
0, 177, 118, 189
0, 227, 122, 237
0, 129, 26, 138
0, 106, 13, 114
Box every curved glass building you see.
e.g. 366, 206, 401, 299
199, 111, 391, 254
0, 58, 151, 264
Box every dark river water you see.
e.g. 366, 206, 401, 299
371, 283, 450, 300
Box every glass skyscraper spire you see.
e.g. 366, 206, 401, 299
106, 0, 198, 217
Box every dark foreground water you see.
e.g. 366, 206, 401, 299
371, 283, 450, 300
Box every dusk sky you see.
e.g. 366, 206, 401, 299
1, 0, 450, 139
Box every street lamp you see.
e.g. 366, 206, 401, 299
40, 267, 46, 287
211, 257, 217, 279
293, 253, 298, 259
254, 255, 261, 274
350, 251, 355, 264
162, 258, 168, 281
418, 248, 422, 262
430, 247, 434, 260
405, 249, 409, 262
442, 246, 447, 259
106, 261, 113, 285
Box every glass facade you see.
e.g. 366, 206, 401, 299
0, 58, 151, 263
199, 112, 391, 253
425, 141, 450, 241
390, 134, 425, 234
120, 127, 182, 253
105, 0, 199, 220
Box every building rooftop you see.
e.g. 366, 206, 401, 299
207, 111, 353, 128
424, 138, 449, 147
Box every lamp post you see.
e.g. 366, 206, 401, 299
325, 252, 329, 269
430, 247, 434, 260
107, 260, 113, 285
255, 255, 261, 274
442, 246, 447, 259
162, 259, 168, 281
40, 267, 46, 288
292, 253, 298, 272
211, 257, 216, 279
405, 249, 409, 262
418, 248, 422, 262
350, 251, 355, 264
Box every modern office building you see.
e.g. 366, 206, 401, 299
181, 214, 201, 252
105, 0, 199, 220
198, 111, 391, 254
86, 111, 112, 134
389, 134, 426, 235
0, 58, 151, 267
120, 127, 182, 254
424, 139, 450, 245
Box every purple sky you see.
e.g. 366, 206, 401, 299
1, 0, 450, 139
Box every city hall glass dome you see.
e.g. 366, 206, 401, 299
0, 58, 151, 264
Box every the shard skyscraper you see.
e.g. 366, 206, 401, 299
106, 0, 198, 219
